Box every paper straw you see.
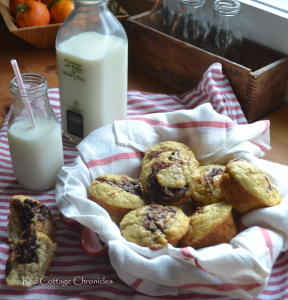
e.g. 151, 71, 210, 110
11, 59, 37, 128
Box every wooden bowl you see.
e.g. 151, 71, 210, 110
0, 0, 129, 49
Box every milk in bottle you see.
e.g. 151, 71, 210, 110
56, 0, 128, 144
8, 73, 64, 191
8, 115, 64, 191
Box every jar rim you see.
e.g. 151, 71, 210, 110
180, 0, 206, 7
213, 0, 241, 15
10, 73, 48, 97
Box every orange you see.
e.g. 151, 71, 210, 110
50, 0, 74, 23
15, 1, 50, 27
9, 0, 25, 17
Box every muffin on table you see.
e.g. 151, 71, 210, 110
181, 201, 238, 249
190, 164, 226, 207
140, 151, 199, 206
88, 174, 146, 223
120, 204, 190, 250
5, 224, 57, 287
219, 159, 282, 214
8, 195, 57, 249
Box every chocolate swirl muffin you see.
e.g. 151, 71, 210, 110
5, 224, 57, 287
190, 164, 226, 207
219, 159, 282, 214
8, 195, 57, 248
140, 152, 199, 206
88, 174, 146, 223
120, 204, 190, 250
141, 141, 197, 169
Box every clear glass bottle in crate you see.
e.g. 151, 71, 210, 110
202, 0, 242, 63
149, 0, 180, 34
171, 0, 208, 47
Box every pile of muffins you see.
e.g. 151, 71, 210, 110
88, 141, 282, 251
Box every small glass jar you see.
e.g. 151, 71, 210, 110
171, 0, 208, 47
202, 0, 242, 63
149, 0, 180, 34
8, 73, 64, 191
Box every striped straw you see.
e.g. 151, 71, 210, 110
10, 59, 37, 128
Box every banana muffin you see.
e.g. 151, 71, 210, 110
88, 174, 146, 223
120, 204, 190, 250
181, 201, 238, 249
5, 224, 57, 287
141, 141, 197, 169
219, 159, 282, 214
190, 164, 226, 207
140, 152, 199, 206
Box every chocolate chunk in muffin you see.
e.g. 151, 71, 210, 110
14, 224, 37, 264
96, 175, 142, 196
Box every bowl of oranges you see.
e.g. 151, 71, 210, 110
0, 0, 129, 48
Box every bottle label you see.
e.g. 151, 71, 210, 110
66, 110, 83, 138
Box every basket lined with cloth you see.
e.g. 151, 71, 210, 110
56, 63, 288, 298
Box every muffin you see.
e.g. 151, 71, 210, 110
120, 204, 190, 250
141, 141, 197, 169
190, 164, 226, 207
8, 195, 57, 248
219, 159, 282, 214
5, 224, 57, 287
88, 174, 146, 223
181, 201, 238, 249
140, 152, 199, 206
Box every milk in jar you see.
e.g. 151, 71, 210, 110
8, 115, 64, 191
56, 0, 128, 144
8, 73, 64, 192
56, 31, 128, 143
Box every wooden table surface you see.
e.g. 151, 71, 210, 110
0, 23, 287, 166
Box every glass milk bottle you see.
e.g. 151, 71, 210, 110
202, 0, 242, 63
56, 0, 128, 144
149, 0, 180, 34
8, 74, 64, 191
171, 0, 207, 47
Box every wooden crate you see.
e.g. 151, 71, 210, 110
126, 12, 288, 123
0, 0, 129, 49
